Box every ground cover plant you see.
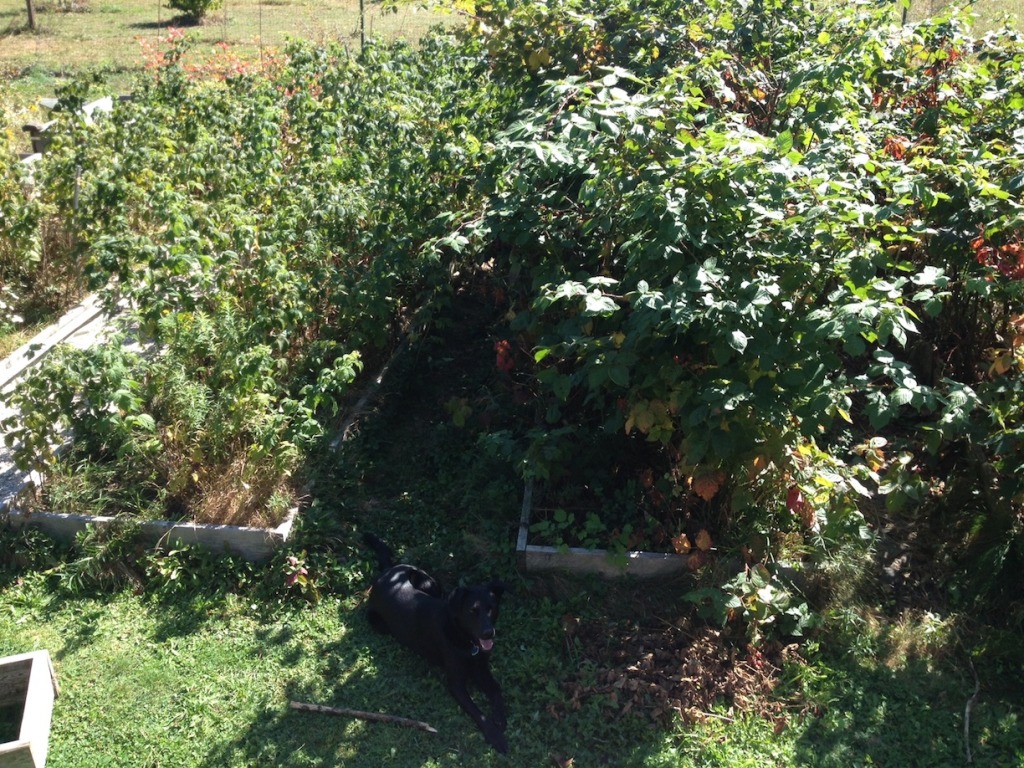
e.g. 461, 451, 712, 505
442, 0, 1024, 629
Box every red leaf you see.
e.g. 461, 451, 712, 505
494, 340, 515, 373
787, 486, 816, 528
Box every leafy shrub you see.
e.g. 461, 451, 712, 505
0, 115, 84, 332
0, 525, 61, 575
4, 0, 1023, 627
686, 564, 816, 644
166, 0, 220, 22
435, 0, 1024, 611
3, 33, 505, 526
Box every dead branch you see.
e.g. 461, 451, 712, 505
289, 700, 438, 734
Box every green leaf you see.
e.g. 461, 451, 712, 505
130, 414, 157, 432
552, 374, 572, 402
891, 387, 914, 407
728, 330, 748, 353
775, 130, 794, 155
584, 291, 618, 315
607, 364, 629, 388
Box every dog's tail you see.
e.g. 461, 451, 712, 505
362, 533, 394, 572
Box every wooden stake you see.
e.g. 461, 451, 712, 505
25, 0, 36, 30
289, 700, 438, 734
964, 657, 980, 765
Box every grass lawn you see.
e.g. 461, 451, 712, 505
0, 0, 456, 99
1, 0, 1020, 90
0, 581, 703, 767
1, 297, 1023, 767
5, 584, 1019, 767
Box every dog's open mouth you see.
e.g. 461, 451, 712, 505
479, 638, 494, 652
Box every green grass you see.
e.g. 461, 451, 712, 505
0, 319, 49, 360
1, 0, 1018, 94
792, 655, 1022, 767
2, 565, 1022, 766
0, 577, 685, 766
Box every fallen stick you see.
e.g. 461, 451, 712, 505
289, 700, 438, 734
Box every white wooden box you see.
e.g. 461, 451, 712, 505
0, 651, 59, 768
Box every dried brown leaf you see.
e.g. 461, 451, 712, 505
692, 471, 724, 502
695, 529, 713, 552
672, 532, 692, 554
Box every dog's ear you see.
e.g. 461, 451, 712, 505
488, 581, 509, 601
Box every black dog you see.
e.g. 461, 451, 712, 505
363, 534, 509, 754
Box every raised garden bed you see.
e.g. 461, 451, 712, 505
0, 650, 59, 768
0, 296, 299, 563
515, 478, 690, 578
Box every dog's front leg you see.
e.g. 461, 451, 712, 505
472, 663, 507, 731
447, 667, 508, 754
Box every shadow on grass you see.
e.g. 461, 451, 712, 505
190, 574, 682, 768
193, 609, 511, 767
127, 14, 202, 30
189, 322, 692, 765
792, 652, 1024, 768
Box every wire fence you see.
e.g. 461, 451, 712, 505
0, 0, 457, 78
906, 0, 1022, 28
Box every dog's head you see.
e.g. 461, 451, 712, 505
449, 581, 507, 654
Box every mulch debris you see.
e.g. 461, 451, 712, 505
555, 614, 800, 731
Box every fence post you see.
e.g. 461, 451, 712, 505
359, 0, 365, 55
25, 0, 36, 30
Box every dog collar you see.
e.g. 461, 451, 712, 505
469, 644, 480, 656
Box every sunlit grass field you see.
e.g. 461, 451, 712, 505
0, 0, 455, 88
